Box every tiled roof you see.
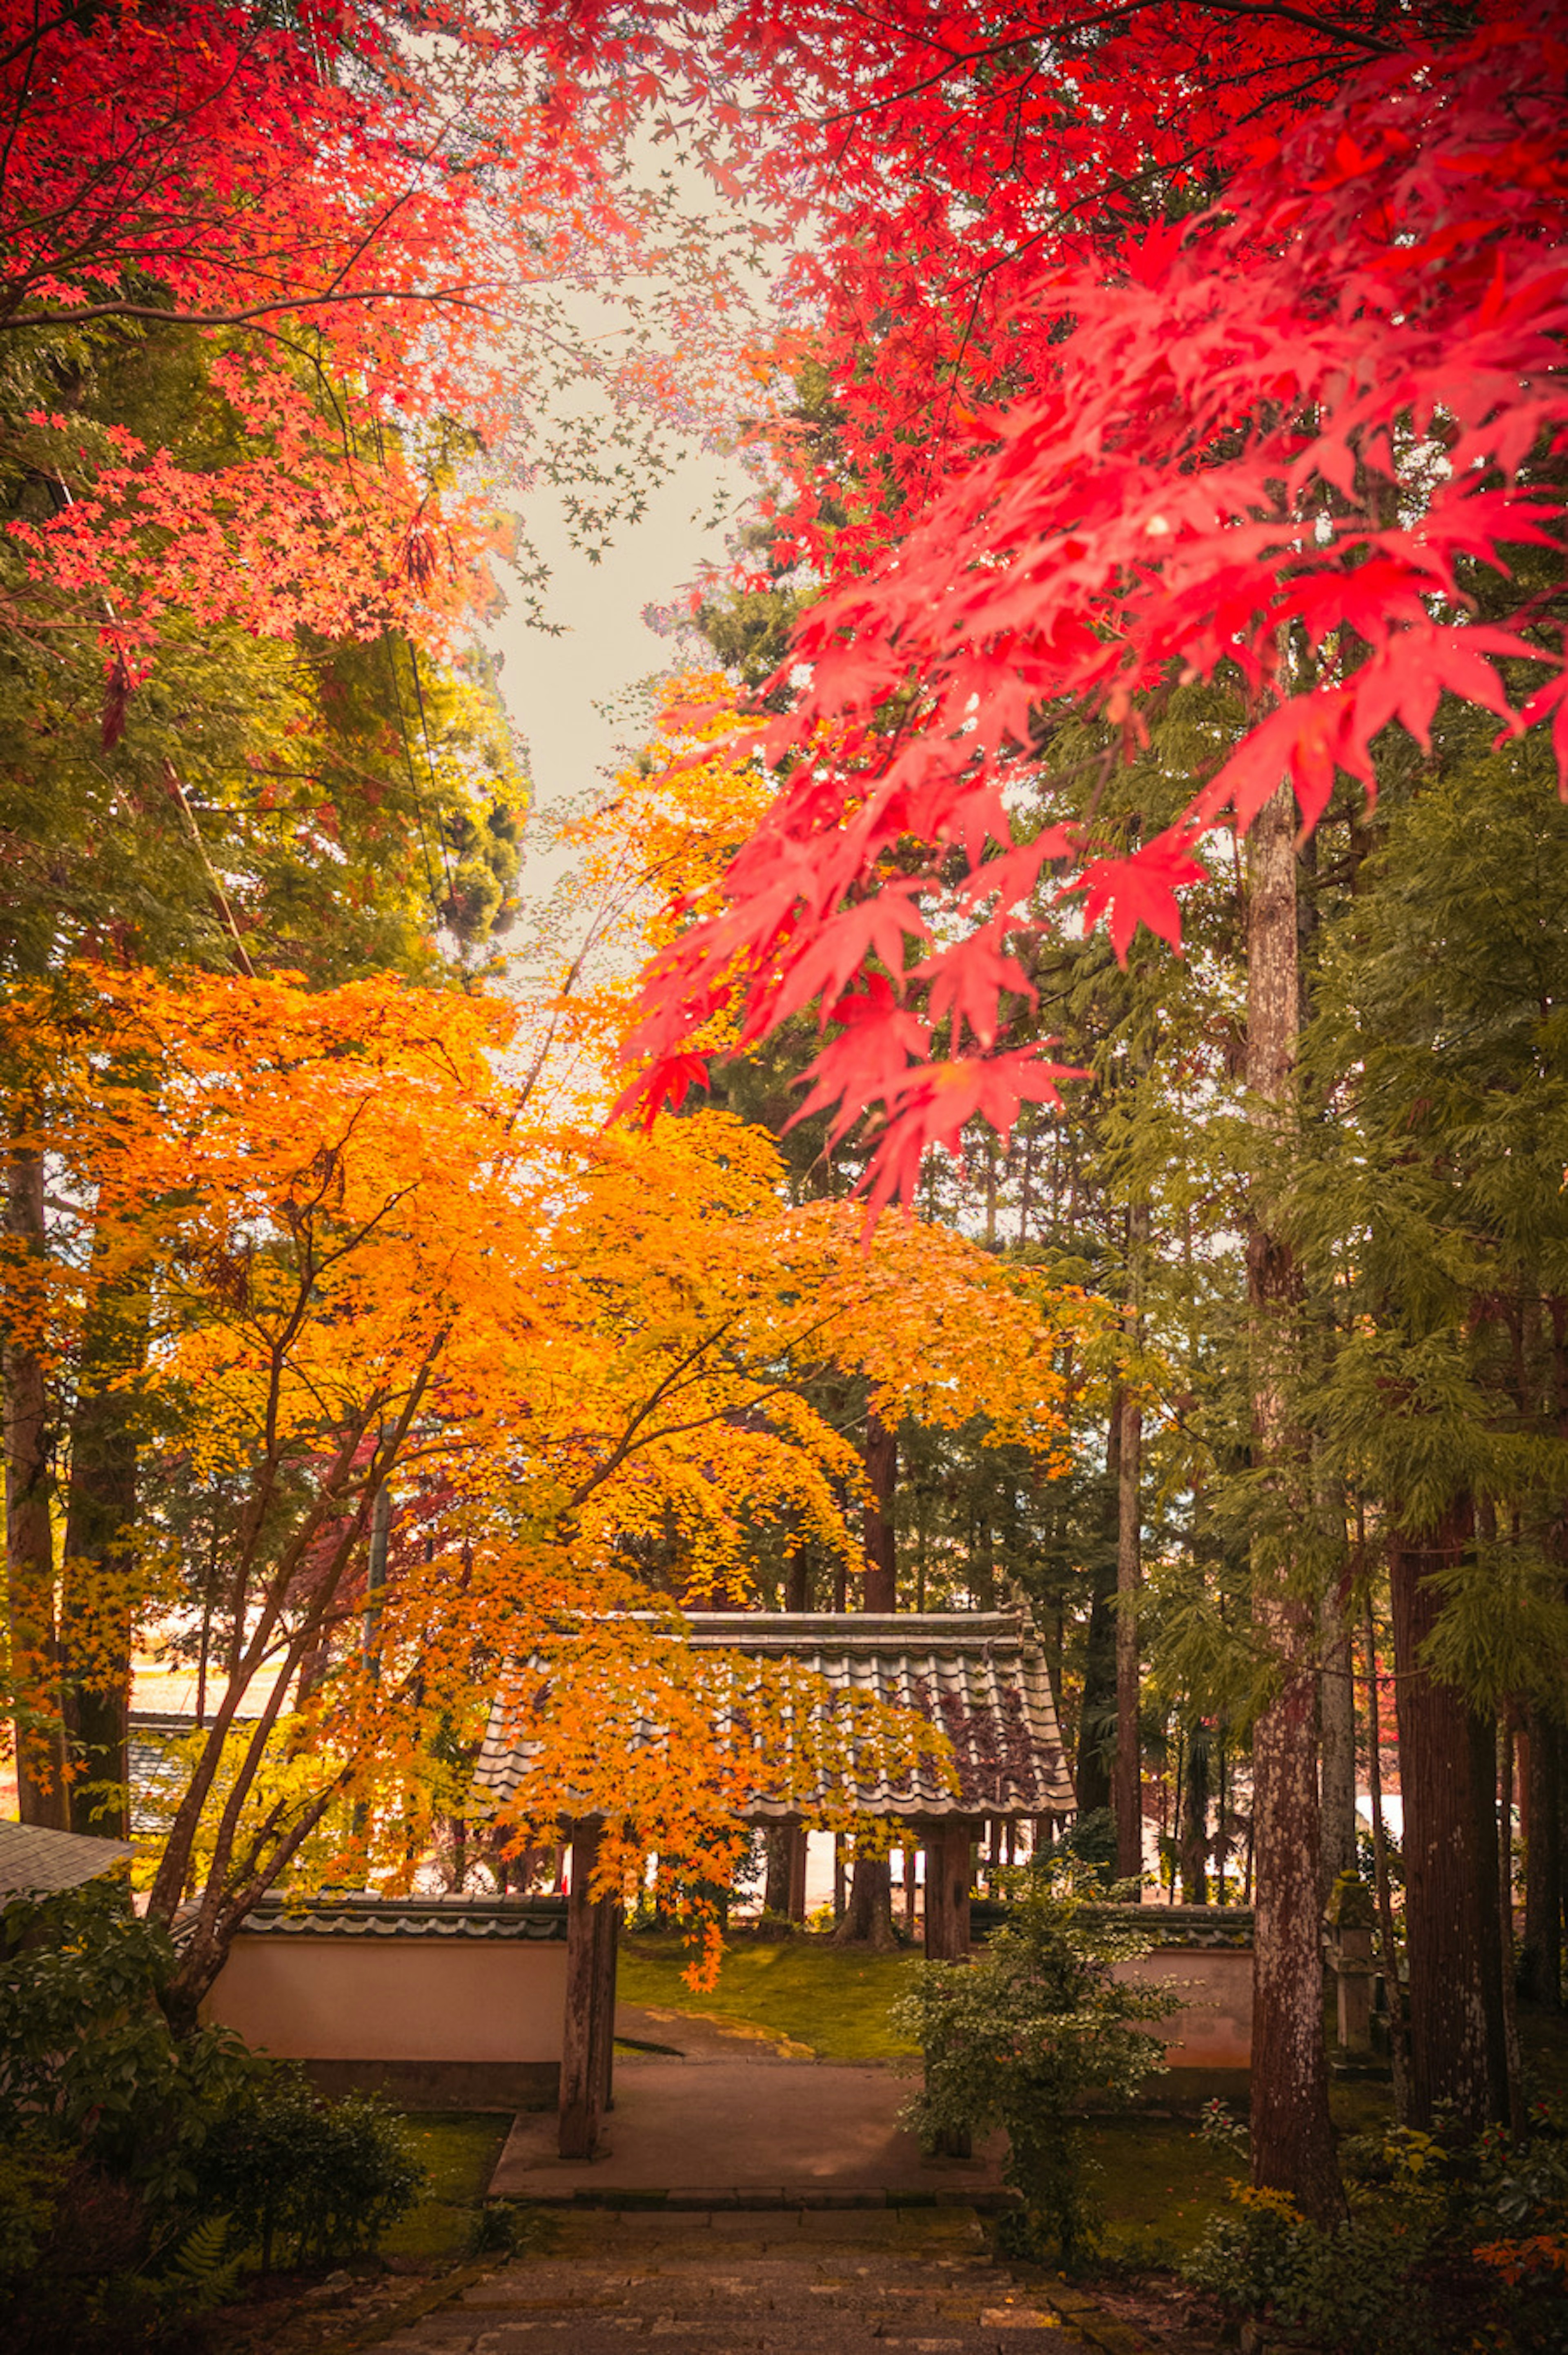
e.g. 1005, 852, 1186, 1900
475, 1611, 1076, 1824
0, 1817, 133, 1898
128, 1711, 199, 1837
128, 1711, 263, 1838
227, 1892, 568, 1942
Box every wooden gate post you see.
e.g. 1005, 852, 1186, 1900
787, 1821, 809, 1922
922, 1817, 975, 1961
559, 1821, 621, 2159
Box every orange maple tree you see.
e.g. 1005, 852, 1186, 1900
0, 963, 1095, 2013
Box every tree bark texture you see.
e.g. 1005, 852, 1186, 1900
1245, 781, 1343, 2223
4, 1122, 67, 1827
60, 1267, 151, 1838
1075, 1390, 1121, 1817
863, 1411, 898, 1612
922, 1819, 973, 1960
1390, 1505, 1512, 2130
834, 1850, 896, 1948
1113, 1370, 1145, 1888
1180, 1729, 1210, 1904
763, 1824, 793, 1919
1520, 1710, 1563, 2008
1363, 1599, 1410, 2118
1319, 1604, 1358, 1907
559, 1822, 620, 2160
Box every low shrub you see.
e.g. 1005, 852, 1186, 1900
892, 1860, 1176, 2269
1183, 2103, 1568, 2354
0, 1881, 424, 2342
191, 2068, 425, 2271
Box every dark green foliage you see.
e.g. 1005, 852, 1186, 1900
0, 1882, 256, 2219
1184, 2108, 1568, 2353
1183, 2188, 1432, 2354
1034, 1806, 1118, 1887
0, 2142, 66, 2278
0, 1882, 423, 2339
892, 1863, 1176, 2268
191, 2070, 424, 2271
469, 2199, 524, 2257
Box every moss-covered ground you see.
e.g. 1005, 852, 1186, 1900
380, 2112, 513, 2261
617, 1929, 924, 2059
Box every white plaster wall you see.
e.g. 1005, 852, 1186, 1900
203, 1938, 568, 2063
1114, 1946, 1253, 2069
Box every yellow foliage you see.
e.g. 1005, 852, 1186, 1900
0, 961, 1094, 1974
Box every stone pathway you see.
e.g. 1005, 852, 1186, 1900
489, 2058, 1007, 2207
353, 2209, 1144, 2355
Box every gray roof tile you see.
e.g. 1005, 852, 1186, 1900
0, 1818, 132, 1897
229, 1893, 568, 1941
475, 1611, 1076, 1823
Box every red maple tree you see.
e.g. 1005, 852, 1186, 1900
594, 4, 1566, 1206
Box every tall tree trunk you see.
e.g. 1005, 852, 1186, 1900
1114, 1204, 1147, 1885
1363, 1593, 1410, 2119
1498, 1714, 1525, 2134
1180, 1726, 1211, 1903
1113, 1382, 1143, 1884
1319, 1599, 1358, 1906
4, 1116, 67, 1826
764, 1824, 799, 1920
863, 1411, 897, 1612
834, 1840, 896, 1949
1245, 781, 1342, 2221
1520, 1709, 1562, 2007
835, 1408, 898, 1944
1389, 1503, 1511, 2131
1075, 1389, 1121, 1816
60, 1265, 151, 1838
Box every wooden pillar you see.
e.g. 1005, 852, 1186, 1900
559, 1822, 621, 2160
788, 1822, 809, 1922
922, 1818, 974, 1960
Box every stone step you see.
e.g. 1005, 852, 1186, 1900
356, 2213, 1101, 2355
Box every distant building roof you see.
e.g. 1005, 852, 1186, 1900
128, 1711, 262, 1838
225, 1893, 568, 1942
475, 1611, 1076, 1824
0, 1818, 133, 1898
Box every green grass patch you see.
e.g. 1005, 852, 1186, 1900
1080, 2115, 1240, 2263
618, 1931, 924, 2060
379, 2112, 512, 2262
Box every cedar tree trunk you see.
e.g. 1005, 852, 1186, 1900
4, 1119, 67, 1826
1520, 1709, 1562, 2007
835, 1412, 898, 1945
1113, 1360, 1145, 1887
1319, 1603, 1358, 1906
863, 1411, 898, 1612
1245, 781, 1343, 2222
1390, 1503, 1512, 2129
1075, 1389, 1121, 1816
61, 1265, 151, 1838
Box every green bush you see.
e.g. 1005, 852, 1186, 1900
1183, 2188, 1433, 2354
0, 1882, 255, 2223
892, 1861, 1176, 2268
192, 2068, 425, 2270
0, 2143, 66, 2280
0, 1880, 424, 2338
1184, 2107, 1568, 2355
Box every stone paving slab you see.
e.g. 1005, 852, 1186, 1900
353, 2208, 1104, 2355
489, 2060, 1007, 2206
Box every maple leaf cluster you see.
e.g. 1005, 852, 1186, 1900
0, 1, 749, 705
0, 966, 1094, 1944
572, 4, 1568, 1204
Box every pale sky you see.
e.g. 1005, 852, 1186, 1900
485, 438, 753, 899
